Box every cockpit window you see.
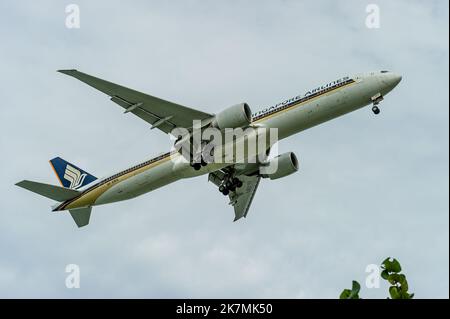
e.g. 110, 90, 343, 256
381, 70, 389, 73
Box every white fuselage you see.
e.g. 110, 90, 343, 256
55, 71, 401, 211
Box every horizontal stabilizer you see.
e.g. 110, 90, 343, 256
69, 207, 92, 228
15, 180, 80, 202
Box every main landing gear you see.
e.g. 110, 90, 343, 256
191, 159, 207, 171
190, 142, 215, 170
219, 177, 243, 196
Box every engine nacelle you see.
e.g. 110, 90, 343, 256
261, 152, 299, 180
212, 103, 252, 130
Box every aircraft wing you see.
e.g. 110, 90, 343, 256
209, 171, 261, 221
229, 175, 261, 221
58, 69, 213, 134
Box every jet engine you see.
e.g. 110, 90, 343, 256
260, 152, 299, 180
212, 103, 252, 130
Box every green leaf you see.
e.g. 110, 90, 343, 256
352, 280, 361, 294
400, 278, 409, 292
340, 281, 361, 299
381, 257, 390, 270
340, 289, 352, 299
382, 258, 402, 273
389, 286, 401, 299
381, 270, 389, 280
388, 274, 402, 285
387, 274, 397, 285
392, 259, 402, 273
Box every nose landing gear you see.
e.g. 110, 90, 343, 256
372, 105, 380, 115
191, 158, 208, 171
371, 93, 384, 115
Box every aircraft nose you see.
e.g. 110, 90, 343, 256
379, 72, 402, 93
383, 73, 402, 88
391, 73, 402, 87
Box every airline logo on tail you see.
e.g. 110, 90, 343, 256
63, 164, 87, 189
49, 157, 98, 190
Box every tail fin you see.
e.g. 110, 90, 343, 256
69, 207, 92, 227
49, 157, 97, 189
15, 180, 80, 202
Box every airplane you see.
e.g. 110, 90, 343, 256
16, 70, 402, 227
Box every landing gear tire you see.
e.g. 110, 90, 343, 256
372, 105, 380, 115
232, 178, 243, 188
219, 183, 229, 195
192, 163, 202, 170
219, 177, 243, 196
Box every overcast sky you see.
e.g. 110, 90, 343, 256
0, 0, 448, 298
